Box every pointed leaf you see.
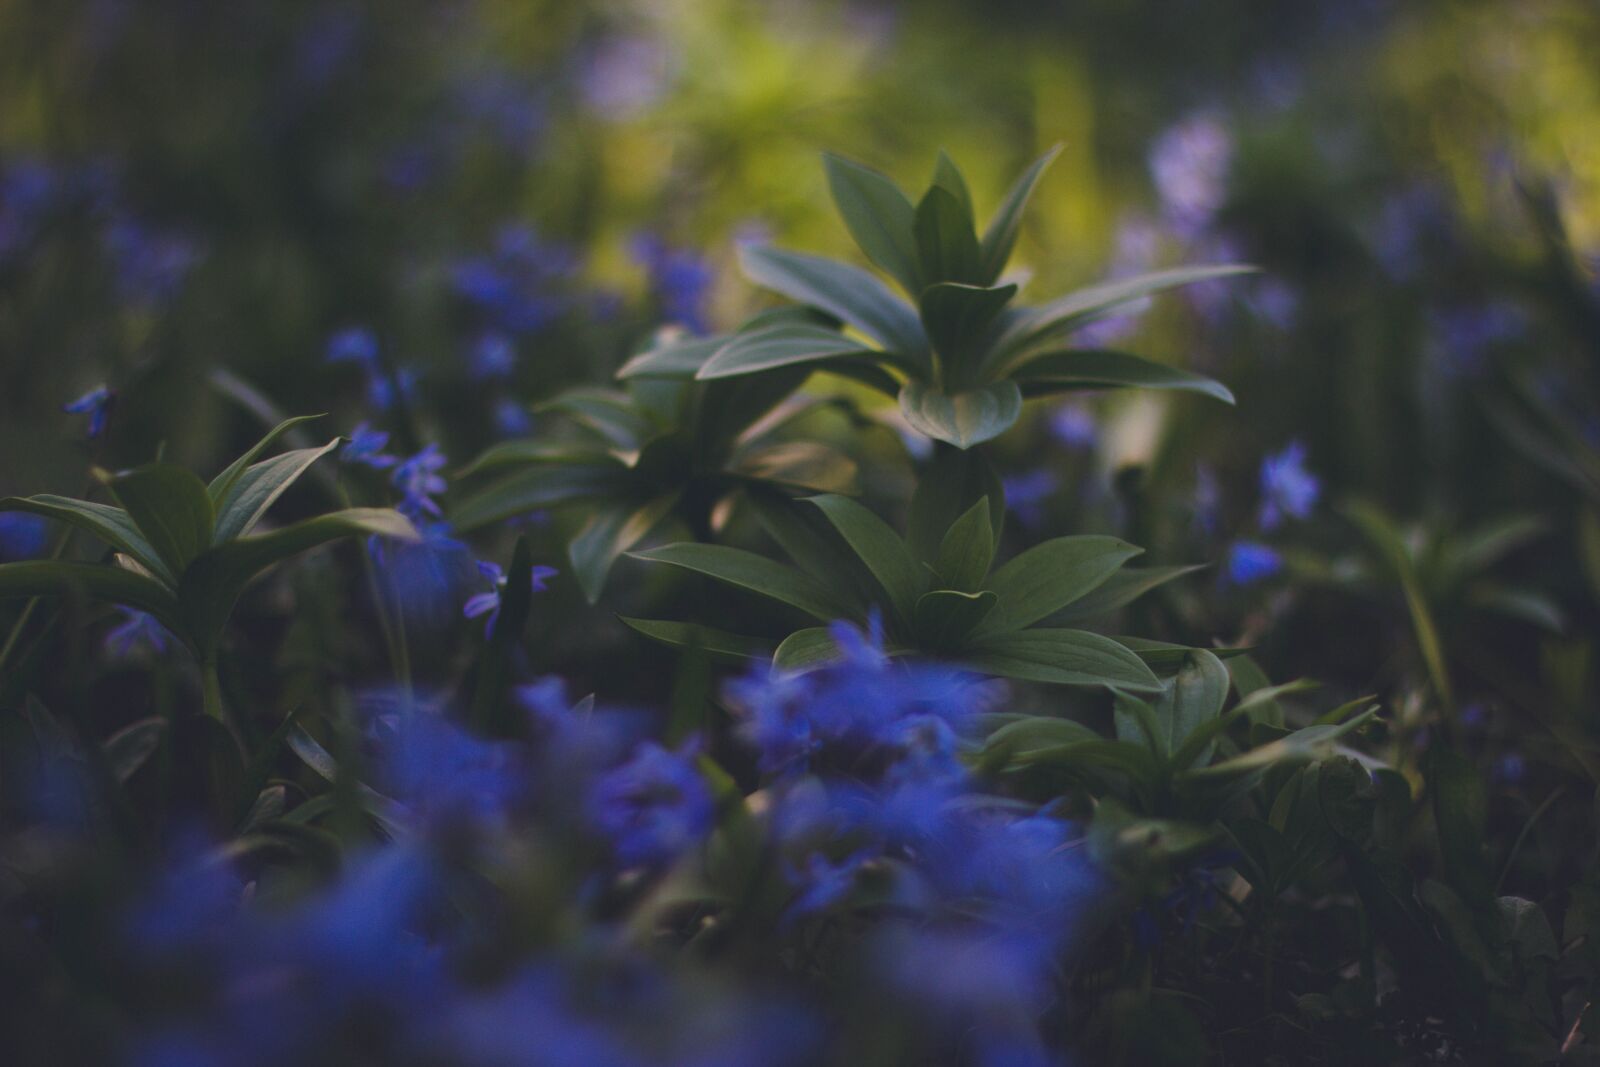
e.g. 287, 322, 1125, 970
908, 443, 1004, 562
919, 282, 1018, 382
103, 717, 166, 784
106, 464, 216, 578
1178, 708, 1377, 784
988, 265, 1258, 373
914, 588, 997, 649
696, 324, 884, 380
935, 496, 995, 592
456, 440, 615, 478
980, 144, 1062, 284
620, 617, 773, 663
178, 508, 417, 651
773, 627, 845, 672
914, 184, 982, 286
961, 628, 1162, 690
1048, 564, 1205, 624
979, 535, 1142, 634
207, 414, 325, 504
628, 542, 848, 622
738, 245, 925, 355
0, 560, 183, 634
450, 461, 632, 533
806, 494, 926, 627
1152, 649, 1230, 762
537, 388, 657, 452
898, 379, 1022, 450
822, 152, 923, 296
0, 495, 174, 586
931, 150, 975, 221
569, 493, 679, 604
616, 333, 730, 379
1012, 349, 1234, 404
727, 442, 858, 494
212, 438, 341, 544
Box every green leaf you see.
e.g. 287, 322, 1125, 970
980, 714, 1101, 768
628, 542, 848, 622
569, 493, 678, 604
727, 441, 858, 494
456, 440, 615, 479
616, 333, 730, 379
207, 414, 325, 504
103, 717, 166, 784
744, 489, 866, 596
619, 617, 773, 663
979, 144, 1062, 285
178, 508, 416, 652
934, 496, 995, 592
805, 495, 926, 627
696, 324, 884, 380
913, 184, 982, 287
1179, 708, 1377, 783
978, 535, 1142, 635
106, 464, 216, 578
898, 379, 1022, 450
537, 388, 657, 452
0, 561, 183, 633
1048, 564, 1205, 624
1431, 747, 1492, 908
919, 282, 1017, 384
450, 461, 632, 532
0, 495, 175, 586
1151, 649, 1230, 763
987, 264, 1258, 373
1006, 737, 1161, 785
822, 152, 923, 297
914, 588, 997, 649
737, 245, 925, 356
1011, 349, 1234, 404
961, 628, 1162, 690
773, 626, 845, 671
930, 150, 975, 221
907, 443, 1003, 562
212, 439, 340, 544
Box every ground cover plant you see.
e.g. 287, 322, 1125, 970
4, 2, 1600, 1064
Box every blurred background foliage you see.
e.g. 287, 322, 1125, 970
1, 0, 1598, 738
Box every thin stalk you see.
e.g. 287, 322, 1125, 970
201, 652, 225, 723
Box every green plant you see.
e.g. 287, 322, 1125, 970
0, 416, 416, 719
624, 491, 1185, 690
450, 343, 858, 601
619, 149, 1248, 448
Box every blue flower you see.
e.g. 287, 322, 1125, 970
1226, 540, 1283, 585
0, 157, 57, 263
1000, 469, 1056, 528
325, 326, 380, 370
103, 217, 201, 309
632, 233, 715, 334
1191, 463, 1222, 538
340, 422, 397, 468
587, 739, 714, 868
1257, 440, 1319, 530
391, 444, 448, 518
63, 385, 115, 438
1149, 110, 1233, 238
493, 397, 534, 437
367, 365, 418, 412
1493, 752, 1526, 786
1427, 302, 1524, 380
451, 224, 577, 335
369, 520, 472, 627
365, 709, 528, 828
469, 330, 517, 379
104, 607, 174, 659
463, 558, 558, 636
0, 513, 49, 560
1049, 402, 1096, 448
579, 36, 671, 120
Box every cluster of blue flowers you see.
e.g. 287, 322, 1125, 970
1223, 440, 1321, 586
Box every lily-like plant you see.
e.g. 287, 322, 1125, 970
619, 149, 1248, 448
451, 342, 858, 602
0, 416, 416, 719
624, 492, 1172, 691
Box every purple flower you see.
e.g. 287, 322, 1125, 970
1149, 110, 1233, 238
341, 422, 397, 468
1427, 302, 1524, 380
469, 331, 517, 380
451, 224, 577, 335
493, 398, 534, 438
579, 36, 671, 120
1192, 463, 1222, 538
365, 710, 528, 828
0, 513, 50, 560
586, 739, 714, 868
103, 608, 173, 659
391, 444, 448, 518
463, 559, 558, 636
63, 385, 115, 438
1226, 541, 1283, 585
1493, 752, 1526, 786
103, 217, 201, 309
1000, 469, 1056, 529
1257, 441, 1319, 530
1049, 402, 1096, 448
325, 326, 380, 370
632, 233, 715, 334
